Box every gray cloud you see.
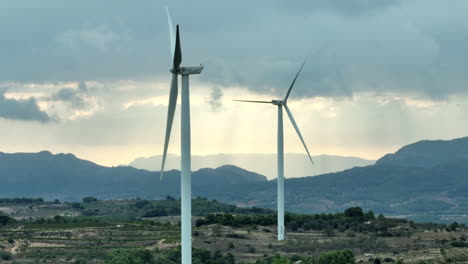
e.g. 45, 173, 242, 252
0, 92, 52, 123
1, 0, 467, 100
207, 87, 223, 112
38, 81, 91, 110
280, 0, 401, 18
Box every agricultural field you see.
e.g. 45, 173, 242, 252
1, 198, 468, 264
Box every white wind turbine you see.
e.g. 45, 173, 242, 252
234, 59, 313, 241
160, 8, 203, 264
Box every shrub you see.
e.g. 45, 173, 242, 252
1, 252, 12, 260
228, 242, 235, 249
317, 250, 355, 264
70, 202, 84, 210
248, 245, 256, 253
106, 248, 155, 264
0, 215, 15, 226
82, 197, 98, 203
226, 233, 247, 239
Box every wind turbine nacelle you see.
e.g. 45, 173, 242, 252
177, 66, 204, 75
272, 100, 285, 106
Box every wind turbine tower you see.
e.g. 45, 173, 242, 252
160, 8, 203, 264
234, 59, 313, 241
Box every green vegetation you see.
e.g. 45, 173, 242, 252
195, 207, 406, 236
104, 248, 355, 264
316, 250, 354, 264
26, 215, 112, 228
82, 196, 99, 203
1, 198, 468, 263
154, 247, 235, 264
0, 197, 44, 204
0, 215, 15, 226
1, 252, 13, 261
106, 248, 156, 264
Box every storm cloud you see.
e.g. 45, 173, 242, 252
207, 87, 223, 112
1, 0, 467, 99
47, 81, 90, 109
0, 92, 52, 123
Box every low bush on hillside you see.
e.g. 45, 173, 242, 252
255, 250, 354, 264
0, 215, 15, 226
106, 247, 236, 264
0, 197, 44, 205
196, 207, 405, 235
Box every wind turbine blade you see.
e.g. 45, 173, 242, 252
233, 99, 272, 104
165, 7, 175, 59
173, 25, 182, 69
284, 58, 308, 102
284, 104, 314, 165
160, 73, 179, 179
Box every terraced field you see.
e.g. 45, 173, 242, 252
2, 220, 468, 263
1, 199, 468, 263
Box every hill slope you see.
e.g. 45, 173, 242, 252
0, 151, 266, 201
225, 137, 468, 222
376, 137, 468, 168
1, 137, 468, 223
129, 153, 374, 179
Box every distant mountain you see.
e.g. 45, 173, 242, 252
129, 153, 374, 179
224, 137, 468, 223
0, 151, 266, 201
376, 137, 468, 168
1, 137, 468, 223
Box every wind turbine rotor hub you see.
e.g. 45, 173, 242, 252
272, 100, 285, 106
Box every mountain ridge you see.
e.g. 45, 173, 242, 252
1, 136, 468, 223
129, 153, 375, 179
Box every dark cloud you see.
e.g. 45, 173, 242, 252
45, 82, 90, 109
78, 81, 88, 92
50, 88, 88, 109
1, 0, 467, 99
0, 92, 52, 123
207, 87, 223, 112
280, 0, 401, 18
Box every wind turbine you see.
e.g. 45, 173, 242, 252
234, 59, 313, 241
160, 8, 203, 264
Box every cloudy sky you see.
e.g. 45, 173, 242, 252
1, 0, 468, 166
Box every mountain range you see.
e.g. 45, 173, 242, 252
129, 153, 374, 179
1, 137, 468, 223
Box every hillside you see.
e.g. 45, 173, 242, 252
1, 137, 468, 223
226, 137, 468, 223
2, 199, 467, 264
129, 153, 374, 179
376, 137, 468, 168
0, 151, 266, 201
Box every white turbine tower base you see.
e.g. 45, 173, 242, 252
234, 58, 313, 241
161, 8, 203, 264
180, 69, 202, 264
277, 105, 285, 240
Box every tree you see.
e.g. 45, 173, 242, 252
449, 222, 459, 231
344, 207, 364, 220
71, 202, 84, 210
317, 250, 355, 264
365, 210, 375, 221
106, 248, 155, 264
0, 215, 14, 225
228, 242, 235, 249
82, 197, 98, 203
